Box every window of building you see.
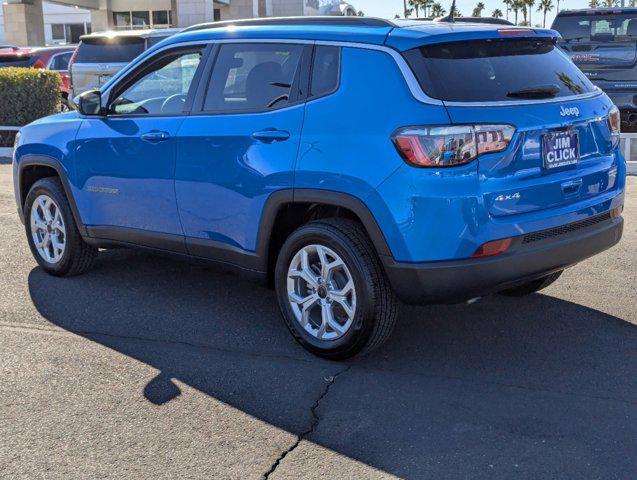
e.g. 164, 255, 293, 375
204, 43, 304, 113
214, 9, 221, 21
113, 10, 173, 30
51, 24, 65, 41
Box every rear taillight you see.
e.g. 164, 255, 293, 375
608, 106, 621, 134
392, 125, 515, 168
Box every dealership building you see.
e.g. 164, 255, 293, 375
0, 0, 357, 46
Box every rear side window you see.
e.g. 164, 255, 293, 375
553, 13, 637, 42
50, 52, 73, 71
404, 38, 596, 102
310, 46, 340, 97
75, 37, 145, 64
204, 43, 304, 113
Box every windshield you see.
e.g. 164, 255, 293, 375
75, 37, 145, 64
403, 38, 596, 102
553, 13, 637, 42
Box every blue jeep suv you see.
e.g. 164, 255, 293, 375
12, 17, 626, 359
553, 8, 637, 130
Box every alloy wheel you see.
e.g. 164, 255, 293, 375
30, 194, 66, 264
286, 244, 357, 341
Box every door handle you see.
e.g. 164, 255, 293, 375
252, 129, 290, 143
141, 130, 170, 143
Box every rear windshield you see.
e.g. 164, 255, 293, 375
404, 38, 595, 102
0, 55, 36, 68
75, 37, 145, 64
553, 13, 637, 42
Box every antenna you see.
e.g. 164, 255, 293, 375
434, 0, 456, 22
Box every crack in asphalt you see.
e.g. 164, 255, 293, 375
262, 365, 352, 479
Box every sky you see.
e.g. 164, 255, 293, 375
353, 0, 592, 27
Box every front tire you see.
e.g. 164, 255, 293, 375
275, 218, 398, 360
24, 177, 97, 277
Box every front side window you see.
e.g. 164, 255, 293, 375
110, 50, 203, 116
204, 43, 304, 113
404, 38, 596, 102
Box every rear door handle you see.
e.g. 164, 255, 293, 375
141, 130, 170, 143
252, 129, 290, 143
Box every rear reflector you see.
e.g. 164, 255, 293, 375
472, 238, 513, 258
498, 29, 535, 36
611, 205, 624, 219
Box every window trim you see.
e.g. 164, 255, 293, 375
105, 44, 211, 119
194, 41, 314, 116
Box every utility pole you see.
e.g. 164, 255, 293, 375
403, 0, 408, 17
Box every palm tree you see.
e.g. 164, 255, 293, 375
431, 3, 445, 17
526, 0, 535, 27
602, 0, 617, 6
421, 0, 434, 17
538, 0, 554, 27
472, 1, 486, 17
409, 0, 421, 17
512, 0, 522, 24
589, 0, 600, 6
503, 0, 512, 20
492, 8, 503, 18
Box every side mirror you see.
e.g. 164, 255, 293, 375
75, 90, 103, 116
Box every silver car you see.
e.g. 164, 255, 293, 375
70, 29, 181, 98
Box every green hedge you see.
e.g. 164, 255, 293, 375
0, 68, 61, 126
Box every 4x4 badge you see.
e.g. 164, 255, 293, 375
560, 106, 580, 117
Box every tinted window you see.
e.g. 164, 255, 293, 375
404, 38, 595, 102
75, 37, 145, 64
0, 55, 37, 68
204, 43, 304, 113
311, 46, 340, 97
553, 13, 637, 42
110, 50, 202, 115
50, 52, 73, 71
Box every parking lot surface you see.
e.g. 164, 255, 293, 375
0, 161, 635, 479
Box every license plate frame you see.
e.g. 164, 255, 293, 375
542, 130, 580, 170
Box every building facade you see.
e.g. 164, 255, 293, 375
1, 0, 354, 47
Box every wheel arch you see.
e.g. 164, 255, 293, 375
18, 154, 86, 235
259, 189, 393, 281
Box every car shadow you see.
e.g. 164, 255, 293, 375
28, 248, 637, 479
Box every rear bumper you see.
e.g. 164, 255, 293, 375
383, 214, 624, 305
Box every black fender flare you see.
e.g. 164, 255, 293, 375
17, 154, 87, 235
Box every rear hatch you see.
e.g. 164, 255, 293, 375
71, 35, 146, 95
401, 33, 620, 217
553, 11, 637, 82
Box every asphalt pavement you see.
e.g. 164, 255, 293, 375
0, 161, 635, 479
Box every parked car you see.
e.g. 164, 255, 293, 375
13, 18, 625, 359
0, 45, 76, 111
69, 28, 181, 99
552, 8, 637, 131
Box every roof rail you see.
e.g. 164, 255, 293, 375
182, 16, 397, 33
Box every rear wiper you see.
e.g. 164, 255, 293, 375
506, 84, 560, 99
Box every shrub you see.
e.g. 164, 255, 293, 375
0, 68, 61, 127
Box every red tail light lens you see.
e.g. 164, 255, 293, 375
472, 238, 513, 258
392, 125, 515, 168
608, 106, 621, 134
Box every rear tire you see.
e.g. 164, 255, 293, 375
500, 270, 563, 297
24, 177, 97, 277
275, 218, 399, 360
